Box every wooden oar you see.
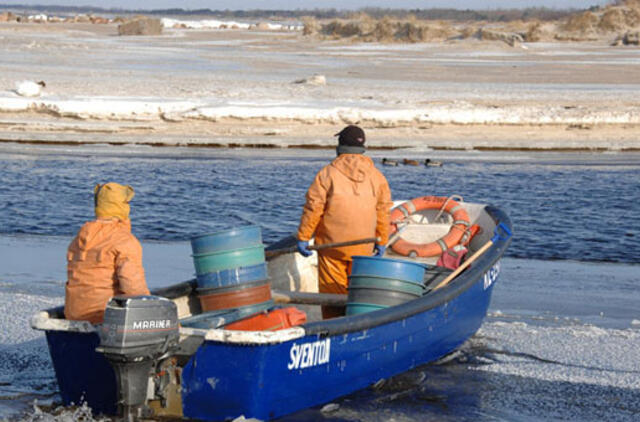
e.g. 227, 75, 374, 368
433, 223, 512, 291
265, 237, 380, 260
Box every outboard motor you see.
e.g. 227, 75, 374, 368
97, 295, 179, 421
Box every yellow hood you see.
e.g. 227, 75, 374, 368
94, 182, 135, 221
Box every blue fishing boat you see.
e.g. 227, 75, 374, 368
31, 199, 512, 421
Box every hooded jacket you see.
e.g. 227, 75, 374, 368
297, 154, 392, 260
64, 219, 149, 323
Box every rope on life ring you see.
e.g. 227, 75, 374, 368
389, 195, 472, 257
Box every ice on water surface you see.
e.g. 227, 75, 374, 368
1, 232, 638, 420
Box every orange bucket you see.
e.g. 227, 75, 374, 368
198, 281, 272, 312
225, 307, 307, 331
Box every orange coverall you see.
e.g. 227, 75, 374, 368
64, 219, 149, 324
297, 154, 392, 318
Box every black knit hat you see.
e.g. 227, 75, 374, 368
335, 125, 366, 146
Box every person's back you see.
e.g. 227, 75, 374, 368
297, 125, 392, 318
64, 183, 149, 323
300, 153, 389, 261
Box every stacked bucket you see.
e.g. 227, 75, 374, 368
346, 256, 426, 315
185, 225, 274, 327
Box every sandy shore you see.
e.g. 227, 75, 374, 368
1, 21, 639, 151
2, 117, 638, 151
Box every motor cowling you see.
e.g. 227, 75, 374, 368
97, 295, 179, 421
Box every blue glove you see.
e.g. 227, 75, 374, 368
373, 244, 386, 256
296, 240, 313, 257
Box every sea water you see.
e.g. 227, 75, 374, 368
0, 144, 638, 421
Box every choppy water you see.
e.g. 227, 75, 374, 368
1, 144, 638, 263
0, 144, 639, 421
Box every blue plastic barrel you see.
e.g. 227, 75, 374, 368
196, 263, 268, 289
347, 286, 420, 308
191, 225, 262, 255
348, 275, 425, 296
350, 256, 425, 284
346, 256, 426, 315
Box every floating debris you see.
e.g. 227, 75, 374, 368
15, 80, 45, 97
293, 74, 326, 86
402, 159, 420, 166
320, 403, 340, 413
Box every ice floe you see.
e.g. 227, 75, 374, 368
475, 320, 640, 390
2, 93, 640, 127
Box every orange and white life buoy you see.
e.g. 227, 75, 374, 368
390, 196, 474, 257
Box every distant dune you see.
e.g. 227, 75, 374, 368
302, 0, 640, 46
2, 1, 639, 46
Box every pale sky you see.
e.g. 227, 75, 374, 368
2, 1, 611, 11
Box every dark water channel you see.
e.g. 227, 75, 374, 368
1, 145, 638, 264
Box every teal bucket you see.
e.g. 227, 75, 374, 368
192, 245, 265, 275
346, 302, 386, 315
347, 286, 420, 309
348, 275, 425, 297
191, 225, 262, 255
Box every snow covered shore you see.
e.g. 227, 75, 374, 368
1, 21, 639, 150
3, 93, 640, 127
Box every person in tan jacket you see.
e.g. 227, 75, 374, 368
64, 182, 149, 324
297, 125, 392, 319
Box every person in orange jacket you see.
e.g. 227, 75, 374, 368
64, 182, 150, 324
297, 125, 392, 319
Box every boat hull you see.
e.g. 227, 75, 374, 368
182, 261, 499, 420
44, 330, 117, 415
34, 204, 511, 421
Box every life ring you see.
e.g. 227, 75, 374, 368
390, 196, 472, 257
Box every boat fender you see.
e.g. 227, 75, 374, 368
389, 196, 471, 257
